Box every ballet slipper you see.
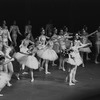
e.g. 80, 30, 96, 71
95, 61, 99, 64
0, 94, 3, 96
7, 82, 12, 87
31, 78, 34, 82
62, 68, 66, 71
39, 67, 44, 71
45, 71, 51, 74
69, 82, 75, 86
72, 79, 78, 83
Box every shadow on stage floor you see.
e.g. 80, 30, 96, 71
1, 60, 100, 100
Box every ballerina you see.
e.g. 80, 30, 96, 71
9, 21, 22, 47
80, 29, 97, 61
94, 27, 100, 64
24, 20, 34, 42
37, 28, 49, 71
51, 27, 59, 66
2, 45, 14, 86
39, 39, 58, 74
1, 20, 12, 49
0, 52, 14, 96
65, 41, 91, 86
14, 44, 38, 82
13, 33, 38, 82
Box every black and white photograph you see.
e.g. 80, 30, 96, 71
0, 0, 100, 100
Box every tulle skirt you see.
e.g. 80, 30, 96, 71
52, 42, 60, 53
40, 48, 58, 61
0, 72, 11, 89
79, 47, 91, 53
13, 52, 39, 69
67, 52, 83, 66
37, 47, 47, 58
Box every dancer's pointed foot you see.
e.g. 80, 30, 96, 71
31, 78, 34, 82
22, 72, 28, 75
82, 64, 85, 67
0, 94, 3, 96
39, 67, 44, 71
62, 68, 66, 71
95, 61, 99, 64
72, 79, 78, 83
7, 82, 12, 87
69, 82, 75, 86
45, 71, 51, 74
16, 75, 20, 80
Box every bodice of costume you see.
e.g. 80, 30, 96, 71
51, 34, 58, 43
20, 46, 29, 54
64, 32, 69, 37
2, 29, 9, 39
11, 26, 18, 34
25, 25, 32, 33
71, 46, 79, 54
52, 34, 58, 40
58, 36, 66, 50
59, 35, 65, 42
39, 35, 47, 45
74, 40, 82, 46
81, 36, 88, 44
65, 39, 71, 49
23, 39, 30, 47
48, 41, 54, 49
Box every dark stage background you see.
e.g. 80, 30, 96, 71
0, 0, 100, 37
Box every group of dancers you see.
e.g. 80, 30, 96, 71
0, 20, 100, 96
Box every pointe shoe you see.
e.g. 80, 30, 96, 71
39, 67, 44, 71
31, 79, 34, 82
82, 64, 85, 67
16, 75, 20, 80
72, 79, 78, 83
95, 61, 99, 64
17, 76, 20, 80
17, 77, 20, 80
7, 82, 12, 87
69, 82, 75, 86
22, 72, 28, 75
62, 68, 66, 71
45, 71, 51, 74
0, 94, 3, 96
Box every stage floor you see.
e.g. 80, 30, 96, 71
1, 60, 100, 100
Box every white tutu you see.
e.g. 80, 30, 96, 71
67, 52, 83, 66
0, 72, 11, 89
79, 47, 91, 53
13, 52, 39, 69
37, 47, 47, 58
20, 47, 29, 54
24, 55, 39, 69
40, 48, 58, 61
13, 52, 28, 63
